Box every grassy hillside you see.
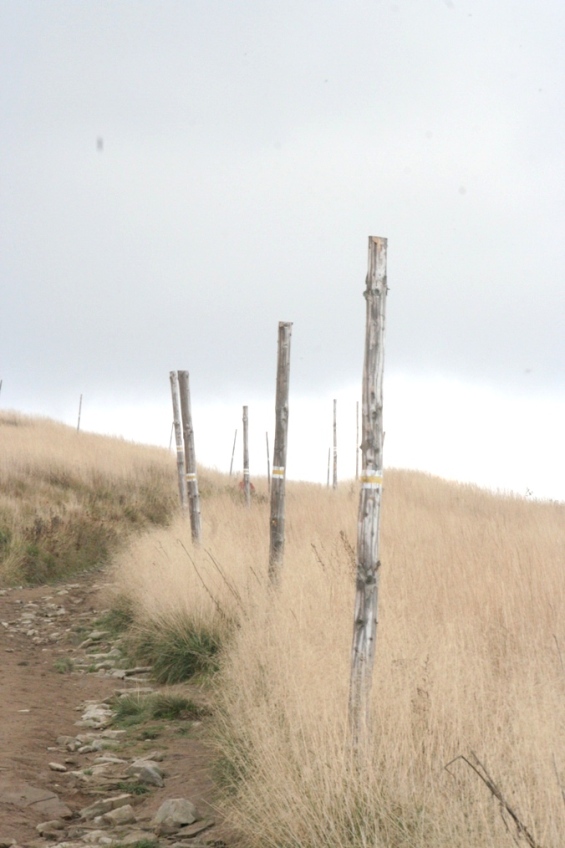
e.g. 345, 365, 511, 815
112, 471, 565, 848
0, 411, 179, 584
2, 411, 564, 846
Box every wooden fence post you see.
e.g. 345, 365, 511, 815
243, 405, 251, 507
332, 398, 338, 489
77, 394, 83, 433
178, 370, 202, 544
355, 400, 360, 481
266, 431, 271, 493
268, 321, 292, 585
348, 236, 388, 749
169, 371, 189, 512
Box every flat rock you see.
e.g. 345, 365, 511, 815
115, 831, 156, 845
36, 819, 65, 836
101, 803, 137, 825
79, 793, 133, 820
153, 797, 199, 834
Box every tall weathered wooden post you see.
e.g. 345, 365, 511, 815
332, 398, 338, 489
268, 321, 292, 585
178, 370, 202, 544
169, 371, 189, 513
243, 405, 251, 507
348, 236, 388, 748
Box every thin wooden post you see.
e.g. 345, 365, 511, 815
268, 321, 292, 585
243, 405, 251, 507
355, 400, 360, 480
178, 370, 202, 544
266, 431, 271, 492
169, 371, 189, 513
77, 394, 83, 433
229, 429, 238, 476
348, 236, 388, 749
332, 398, 338, 489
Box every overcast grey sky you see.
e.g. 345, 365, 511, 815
1, 1, 564, 497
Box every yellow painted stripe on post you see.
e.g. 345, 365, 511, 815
361, 470, 383, 488
272, 467, 285, 478
186, 473, 197, 481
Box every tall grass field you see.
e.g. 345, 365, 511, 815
2, 412, 564, 846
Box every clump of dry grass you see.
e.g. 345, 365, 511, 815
0, 411, 179, 584
113, 467, 565, 847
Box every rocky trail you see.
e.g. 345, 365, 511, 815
0, 573, 231, 848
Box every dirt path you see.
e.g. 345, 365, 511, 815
0, 573, 229, 847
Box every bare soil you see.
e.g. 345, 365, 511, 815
0, 571, 229, 847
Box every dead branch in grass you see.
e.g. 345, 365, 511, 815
445, 752, 543, 848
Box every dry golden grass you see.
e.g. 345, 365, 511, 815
5, 411, 562, 845
112, 468, 565, 847
0, 411, 179, 584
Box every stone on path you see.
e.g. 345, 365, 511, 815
79, 793, 133, 820
0, 782, 72, 820
101, 803, 137, 825
153, 797, 199, 835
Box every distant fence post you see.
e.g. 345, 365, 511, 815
229, 429, 237, 476
266, 431, 271, 492
332, 398, 338, 489
178, 370, 202, 544
243, 405, 251, 507
268, 321, 292, 585
169, 371, 189, 513
77, 394, 83, 433
355, 400, 360, 481
348, 236, 388, 749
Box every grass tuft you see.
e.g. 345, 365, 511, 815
125, 615, 224, 684
112, 692, 207, 728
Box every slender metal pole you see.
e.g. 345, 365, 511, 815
348, 236, 388, 749
169, 371, 189, 512
76, 394, 83, 433
268, 321, 292, 585
266, 431, 271, 492
178, 370, 202, 544
355, 400, 360, 481
229, 429, 238, 476
332, 398, 338, 489
243, 405, 251, 507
